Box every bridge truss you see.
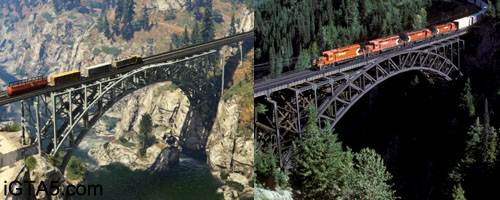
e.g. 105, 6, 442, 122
255, 38, 464, 168
18, 50, 225, 168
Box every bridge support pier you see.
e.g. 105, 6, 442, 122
20, 100, 26, 146
35, 97, 41, 155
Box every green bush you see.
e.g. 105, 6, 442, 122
100, 45, 121, 56
0, 123, 21, 132
164, 13, 176, 21
66, 156, 85, 180
104, 118, 118, 131
26, 156, 37, 171
42, 12, 54, 23
226, 180, 244, 192
220, 171, 230, 180
44, 34, 52, 41
48, 154, 62, 166
92, 48, 101, 55
119, 136, 135, 148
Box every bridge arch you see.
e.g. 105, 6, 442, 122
318, 49, 461, 129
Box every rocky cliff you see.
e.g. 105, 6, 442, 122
206, 96, 254, 200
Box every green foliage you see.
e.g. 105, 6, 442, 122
293, 106, 353, 198
190, 22, 201, 45
201, 7, 215, 42
68, 14, 77, 20
42, 12, 54, 23
212, 9, 223, 23
100, 45, 121, 56
26, 156, 37, 171
0, 123, 21, 132
66, 156, 85, 180
348, 148, 398, 200
256, 103, 268, 114
119, 136, 135, 148
452, 184, 466, 200
182, 26, 190, 47
292, 106, 397, 199
104, 118, 118, 131
93, 48, 102, 55
48, 156, 61, 167
44, 34, 53, 41
229, 14, 237, 36
226, 180, 244, 192
460, 78, 475, 117
165, 13, 176, 21
220, 171, 230, 180
138, 113, 155, 156
295, 48, 311, 71
256, 0, 431, 76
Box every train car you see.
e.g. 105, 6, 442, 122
82, 63, 111, 78
314, 44, 361, 70
111, 55, 143, 69
7, 76, 48, 96
401, 29, 432, 43
432, 22, 457, 35
48, 70, 81, 86
454, 16, 473, 30
364, 35, 401, 53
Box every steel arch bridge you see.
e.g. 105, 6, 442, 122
255, 38, 464, 167
13, 45, 242, 168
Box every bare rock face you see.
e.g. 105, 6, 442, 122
239, 8, 254, 32
8, 155, 71, 200
206, 96, 254, 200
89, 141, 167, 171
156, 0, 187, 12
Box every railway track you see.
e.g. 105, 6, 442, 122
0, 31, 253, 106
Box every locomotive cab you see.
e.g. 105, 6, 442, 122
313, 56, 328, 70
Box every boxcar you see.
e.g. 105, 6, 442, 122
48, 70, 81, 86
433, 23, 457, 35
454, 16, 473, 30
365, 35, 401, 53
7, 76, 48, 96
82, 63, 111, 78
111, 55, 143, 69
314, 44, 361, 70
402, 29, 432, 42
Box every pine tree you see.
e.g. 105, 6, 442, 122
139, 113, 153, 155
293, 106, 352, 199
201, 7, 215, 42
191, 22, 201, 44
141, 5, 149, 31
112, 19, 120, 36
296, 48, 311, 71
229, 14, 237, 36
460, 78, 475, 117
103, 15, 111, 39
115, 0, 124, 21
182, 26, 190, 47
452, 184, 466, 200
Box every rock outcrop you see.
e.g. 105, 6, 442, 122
7, 155, 70, 200
206, 96, 254, 200
254, 188, 294, 200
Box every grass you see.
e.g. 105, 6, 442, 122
0, 123, 21, 132
44, 34, 52, 41
66, 156, 85, 180
104, 118, 119, 131
100, 45, 121, 56
26, 156, 37, 171
156, 83, 178, 94
226, 180, 244, 192
119, 136, 135, 148
42, 12, 54, 23
93, 48, 101, 55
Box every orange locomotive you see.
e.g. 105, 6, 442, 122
314, 44, 362, 70
364, 35, 401, 53
402, 29, 433, 43
433, 22, 457, 34
7, 76, 48, 96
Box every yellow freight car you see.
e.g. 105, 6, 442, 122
48, 70, 81, 86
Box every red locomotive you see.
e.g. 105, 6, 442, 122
432, 22, 457, 34
7, 76, 48, 96
364, 35, 401, 53
314, 44, 361, 70
402, 29, 433, 43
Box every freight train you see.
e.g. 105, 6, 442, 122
313, 0, 488, 70
5, 56, 143, 96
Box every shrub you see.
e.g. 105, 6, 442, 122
42, 12, 54, 23
26, 156, 37, 171
164, 13, 176, 21
0, 123, 21, 132
226, 181, 244, 192
66, 156, 85, 180
48, 154, 62, 166
220, 171, 230, 180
